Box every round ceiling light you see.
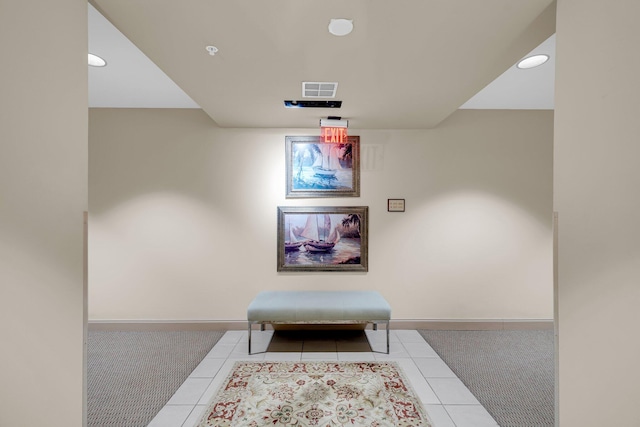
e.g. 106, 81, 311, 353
517, 54, 549, 69
328, 19, 353, 36
88, 53, 107, 67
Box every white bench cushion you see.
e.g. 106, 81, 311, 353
247, 290, 391, 323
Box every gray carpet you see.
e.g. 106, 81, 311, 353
87, 330, 224, 427
418, 329, 554, 427
88, 329, 553, 426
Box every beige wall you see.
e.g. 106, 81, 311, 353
0, 1, 87, 426
555, 1, 640, 425
89, 108, 553, 322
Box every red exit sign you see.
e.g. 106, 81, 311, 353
321, 127, 348, 143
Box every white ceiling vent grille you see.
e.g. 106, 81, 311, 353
302, 82, 338, 98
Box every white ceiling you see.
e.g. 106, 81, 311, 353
461, 34, 555, 110
88, 4, 199, 109
88, 1, 555, 127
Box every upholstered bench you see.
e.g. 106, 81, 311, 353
247, 290, 391, 354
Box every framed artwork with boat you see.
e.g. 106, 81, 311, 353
285, 135, 360, 198
277, 206, 368, 272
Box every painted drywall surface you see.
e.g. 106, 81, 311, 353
0, 1, 87, 426
555, 1, 640, 425
89, 108, 553, 321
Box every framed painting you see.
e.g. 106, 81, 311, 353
277, 206, 368, 272
285, 135, 360, 198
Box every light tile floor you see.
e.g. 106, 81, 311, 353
148, 329, 499, 427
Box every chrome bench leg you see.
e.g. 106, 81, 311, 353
386, 321, 390, 354
368, 320, 390, 354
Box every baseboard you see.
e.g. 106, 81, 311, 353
88, 319, 553, 332
392, 319, 553, 330
88, 320, 246, 331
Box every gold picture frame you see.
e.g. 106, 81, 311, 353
277, 206, 368, 272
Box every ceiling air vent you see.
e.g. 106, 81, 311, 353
284, 100, 342, 108
302, 82, 338, 98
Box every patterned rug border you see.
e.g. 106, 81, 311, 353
197, 360, 433, 427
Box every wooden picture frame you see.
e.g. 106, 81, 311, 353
285, 135, 360, 198
277, 206, 368, 272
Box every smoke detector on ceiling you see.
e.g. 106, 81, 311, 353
328, 19, 353, 36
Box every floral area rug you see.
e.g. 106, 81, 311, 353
198, 361, 432, 427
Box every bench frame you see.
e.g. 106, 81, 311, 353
248, 320, 390, 355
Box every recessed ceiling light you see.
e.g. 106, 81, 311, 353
517, 54, 549, 69
328, 19, 353, 36
88, 53, 107, 67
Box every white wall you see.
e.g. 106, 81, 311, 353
0, 1, 87, 426
89, 108, 553, 321
555, 1, 640, 425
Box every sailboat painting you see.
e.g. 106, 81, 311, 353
277, 206, 368, 272
285, 136, 360, 198
284, 216, 303, 252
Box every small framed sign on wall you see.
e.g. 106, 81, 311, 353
387, 199, 405, 212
